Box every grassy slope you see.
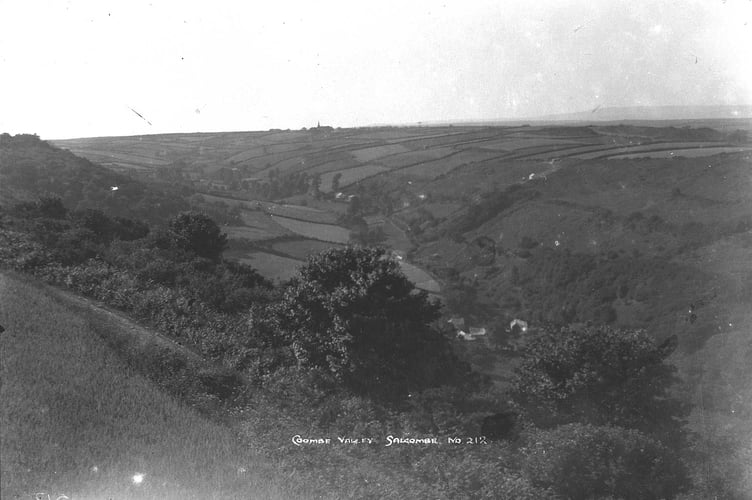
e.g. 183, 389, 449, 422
0, 272, 294, 500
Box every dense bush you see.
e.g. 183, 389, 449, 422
168, 211, 228, 260
511, 325, 689, 444
249, 246, 470, 401
522, 423, 690, 499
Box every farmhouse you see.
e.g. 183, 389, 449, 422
457, 327, 487, 341
448, 317, 466, 330
448, 317, 487, 341
510, 319, 528, 334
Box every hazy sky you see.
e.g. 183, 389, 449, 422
1, 0, 750, 139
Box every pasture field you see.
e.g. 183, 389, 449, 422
59, 149, 172, 168
235, 252, 302, 282
270, 215, 351, 243
608, 146, 751, 159
0, 273, 291, 500
399, 129, 504, 150
304, 157, 361, 175
350, 144, 410, 162
240, 209, 293, 229
271, 239, 345, 260
251, 152, 309, 175
225, 223, 289, 242
198, 193, 256, 208
347, 127, 459, 141
569, 141, 729, 160
255, 150, 355, 177
523, 142, 625, 160
279, 196, 351, 215
471, 137, 581, 151
399, 261, 441, 292
376, 147, 456, 169
263, 203, 339, 224
320, 164, 390, 192
394, 150, 502, 179
224, 147, 269, 164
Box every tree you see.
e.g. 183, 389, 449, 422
349, 223, 386, 246
309, 173, 322, 199
168, 211, 228, 261
331, 172, 342, 192
37, 196, 68, 219
510, 325, 688, 441
250, 246, 466, 400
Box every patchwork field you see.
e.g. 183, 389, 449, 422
49, 121, 751, 307
394, 150, 503, 179
376, 147, 456, 169
320, 164, 389, 192
350, 144, 410, 162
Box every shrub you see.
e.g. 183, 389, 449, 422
523, 424, 690, 499
511, 325, 689, 440
168, 211, 228, 260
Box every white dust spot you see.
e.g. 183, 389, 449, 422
132, 473, 145, 484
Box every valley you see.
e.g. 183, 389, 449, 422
3, 119, 751, 498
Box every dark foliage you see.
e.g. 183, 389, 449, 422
481, 411, 518, 442
168, 211, 228, 261
523, 423, 690, 499
511, 325, 690, 443
250, 246, 470, 401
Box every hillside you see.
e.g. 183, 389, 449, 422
0, 272, 292, 500
0, 134, 192, 225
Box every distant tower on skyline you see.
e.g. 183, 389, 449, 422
317, 121, 321, 128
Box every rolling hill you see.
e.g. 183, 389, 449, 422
0, 133, 190, 224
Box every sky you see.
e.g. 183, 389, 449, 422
1, 0, 751, 139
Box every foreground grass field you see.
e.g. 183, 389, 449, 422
0, 273, 293, 500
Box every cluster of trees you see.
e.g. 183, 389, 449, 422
249, 168, 314, 200
336, 196, 387, 246
508, 245, 705, 327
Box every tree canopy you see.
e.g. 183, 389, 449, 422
511, 325, 688, 440
168, 211, 228, 261
250, 246, 466, 400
